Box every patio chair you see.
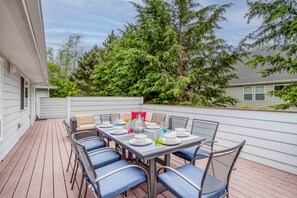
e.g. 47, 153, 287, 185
100, 114, 120, 124
72, 133, 150, 198
70, 132, 122, 197
151, 113, 166, 124
168, 116, 189, 130
157, 140, 246, 198
173, 119, 219, 163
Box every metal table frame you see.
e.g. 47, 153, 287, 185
96, 126, 205, 197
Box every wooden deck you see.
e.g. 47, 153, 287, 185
0, 118, 296, 198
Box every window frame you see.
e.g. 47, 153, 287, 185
20, 76, 29, 111
273, 84, 285, 91
254, 85, 266, 101
243, 86, 253, 101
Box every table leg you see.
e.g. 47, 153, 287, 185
121, 147, 126, 159
164, 154, 170, 172
148, 159, 156, 198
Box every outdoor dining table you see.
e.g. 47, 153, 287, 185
95, 125, 205, 197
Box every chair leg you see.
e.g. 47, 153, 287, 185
67, 148, 73, 172
71, 161, 79, 189
84, 180, 88, 198
78, 172, 84, 198
70, 159, 77, 183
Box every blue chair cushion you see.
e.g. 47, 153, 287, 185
80, 138, 106, 152
90, 151, 121, 169
174, 147, 210, 161
158, 164, 226, 198
90, 160, 146, 198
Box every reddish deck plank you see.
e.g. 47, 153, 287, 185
0, 118, 296, 198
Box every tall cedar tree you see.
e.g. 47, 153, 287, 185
244, 0, 297, 109
71, 45, 104, 96
91, 0, 239, 106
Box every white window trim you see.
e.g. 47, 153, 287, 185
243, 86, 253, 101
20, 75, 29, 112
254, 85, 266, 101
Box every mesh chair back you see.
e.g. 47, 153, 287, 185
191, 119, 219, 149
152, 113, 166, 124
201, 141, 245, 197
168, 116, 189, 130
100, 114, 120, 123
72, 135, 97, 183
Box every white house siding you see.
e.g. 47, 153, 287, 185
141, 104, 297, 175
35, 89, 49, 117
68, 97, 143, 124
225, 85, 284, 108
0, 58, 31, 160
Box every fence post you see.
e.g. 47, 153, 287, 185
66, 97, 70, 123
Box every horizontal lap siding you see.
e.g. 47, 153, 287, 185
141, 104, 297, 175
39, 98, 67, 118
0, 60, 31, 160
68, 97, 143, 123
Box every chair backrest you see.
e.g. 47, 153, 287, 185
168, 116, 189, 130
191, 119, 219, 149
200, 141, 245, 197
152, 113, 166, 124
63, 121, 72, 137
100, 114, 120, 123
75, 114, 94, 127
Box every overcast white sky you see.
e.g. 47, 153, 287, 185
42, 0, 262, 51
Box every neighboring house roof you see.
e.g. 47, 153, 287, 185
229, 49, 297, 87
0, 0, 48, 83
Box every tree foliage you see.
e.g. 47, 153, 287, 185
89, 0, 239, 106
243, 0, 297, 109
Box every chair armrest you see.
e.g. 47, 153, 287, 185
156, 166, 201, 191
95, 165, 149, 183
190, 153, 211, 164
88, 147, 123, 159
194, 140, 217, 155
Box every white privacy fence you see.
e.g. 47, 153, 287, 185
67, 97, 143, 124
38, 96, 297, 175
141, 104, 297, 175
38, 98, 67, 118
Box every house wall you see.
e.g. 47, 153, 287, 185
0, 57, 32, 160
141, 104, 297, 175
35, 89, 49, 117
225, 84, 284, 108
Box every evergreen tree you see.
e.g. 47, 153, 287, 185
243, 0, 297, 109
71, 45, 104, 96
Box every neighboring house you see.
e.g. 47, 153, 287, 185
0, 0, 48, 160
225, 50, 297, 108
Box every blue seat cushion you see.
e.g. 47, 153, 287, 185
158, 164, 226, 198
174, 147, 210, 161
90, 160, 146, 198
80, 138, 106, 152
90, 151, 121, 169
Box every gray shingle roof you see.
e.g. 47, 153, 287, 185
229, 49, 297, 86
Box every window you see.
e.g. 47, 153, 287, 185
244, 87, 253, 100
274, 85, 285, 91
21, 76, 28, 110
255, 86, 265, 100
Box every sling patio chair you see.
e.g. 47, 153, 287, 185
168, 115, 189, 130
157, 141, 246, 198
72, 133, 150, 198
173, 119, 219, 163
100, 114, 120, 124
151, 113, 166, 124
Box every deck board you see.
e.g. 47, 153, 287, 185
0, 118, 296, 198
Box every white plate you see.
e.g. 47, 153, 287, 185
118, 122, 126, 125
176, 132, 190, 137
129, 138, 152, 146
162, 138, 182, 146
146, 125, 160, 129
111, 129, 128, 135
98, 124, 113, 128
